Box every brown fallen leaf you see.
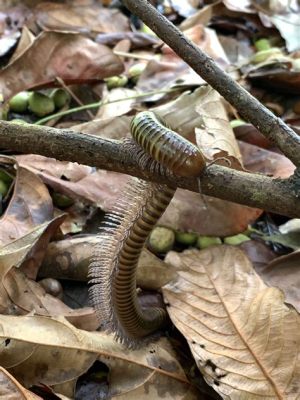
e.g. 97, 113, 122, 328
9, 26, 35, 64
239, 141, 296, 178
3, 267, 98, 331
0, 157, 55, 247
39, 235, 173, 291
34, 1, 129, 33
0, 31, 124, 100
0, 367, 41, 399
96, 31, 159, 49
194, 86, 242, 162
17, 155, 129, 207
160, 190, 261, 237
163, 246, 300, 399
257, 251, 300, 313
0, 315, 201, 399
0, 221, 97, 331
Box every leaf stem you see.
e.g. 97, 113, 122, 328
35, 88, 178, 125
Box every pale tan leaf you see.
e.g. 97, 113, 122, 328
163, 246, 300, 399
194, 86, 242, 162
0, 315, 200, 398
0, 367, 41, 399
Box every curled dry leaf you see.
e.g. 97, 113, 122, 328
194, 86, 242, 162
0, 315, 201, 399
0, 366, 42, 400
163, 246, 300, 399
0, 31, 124, 100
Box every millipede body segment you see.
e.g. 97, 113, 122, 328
131, 111, 205, 177
89, 111, 205, 347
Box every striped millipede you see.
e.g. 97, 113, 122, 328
89, 111, 205, 347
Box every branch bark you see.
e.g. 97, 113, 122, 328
0, 121, 299, 217
122, 0, 300, 167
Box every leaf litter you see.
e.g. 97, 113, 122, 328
0, 0, 299, 399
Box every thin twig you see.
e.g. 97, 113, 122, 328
122, 0, 300, 167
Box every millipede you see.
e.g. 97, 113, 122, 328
89, 111, 206, 347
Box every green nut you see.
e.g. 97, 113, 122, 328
197, 236, 222, 249
106, 75, 128, 89
28, 92, 55, 117
0, 180, 9, 197
148, 226, 175, 254
9, 92, 29, 113
175, 231, 198, 246
230, 119, 246, 129
254, 38, 271, 52
251, 48, 283, 64
52, 192, 74, 208
128, 63, 146, 83
224, 234, 250, 245
50, 89, 70, 109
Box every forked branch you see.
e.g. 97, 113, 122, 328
122, 0, 300, 167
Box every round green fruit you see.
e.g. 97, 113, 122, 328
50, 89, 70, 109
224, 234, 250, 245
28, 92, 55, 117
197, 236, 222, 249
106, 75, 128, 89
148, 226, 175, 253
254, 38, 271, 52
175, 231, 198, 246
9, 92, 29, 113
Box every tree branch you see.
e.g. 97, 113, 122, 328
122, 0, 300, 167
0, 121, 299, 217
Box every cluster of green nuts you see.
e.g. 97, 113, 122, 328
8, 89, 70, 117
105, 63, 147, 89
148, 226, 250, 254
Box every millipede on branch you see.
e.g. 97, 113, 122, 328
89, 111, 206, 347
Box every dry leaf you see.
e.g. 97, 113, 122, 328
194, 86, 242, 162
0, 315, 200, 399
0, 157, 55, 247
239, 141, 296, 178
96, 88, 137, 119
163, 246, 300, 398
258, 251, 300, 313
35, 2, 129, 33
39, 236, 172, 292
0, 31, 124, 100
0, 367, 41, 399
